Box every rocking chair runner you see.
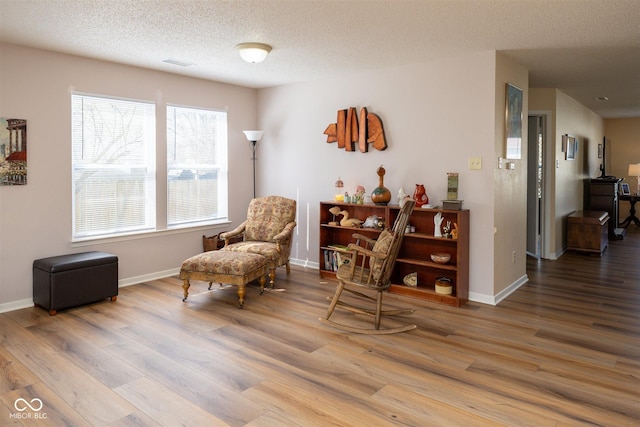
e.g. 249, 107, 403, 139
320, 199, 417, 334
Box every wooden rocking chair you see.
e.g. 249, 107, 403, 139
320, 199, 416, 334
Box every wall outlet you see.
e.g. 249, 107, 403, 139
469, 157, 482, 170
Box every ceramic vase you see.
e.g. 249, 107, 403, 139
371, 165, 391, 205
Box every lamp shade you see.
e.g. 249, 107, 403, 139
628, 163, 640, 177
236, 43, 271, 63
243, 130, 264, 142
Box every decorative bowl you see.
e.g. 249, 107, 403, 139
403, 272, 417, 287
430, 253, 451, 264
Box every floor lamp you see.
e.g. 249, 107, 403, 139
242, 130, 264, 198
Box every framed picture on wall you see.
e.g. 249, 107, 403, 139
563, 134, 577, 160
0, 117, 28, 185
505, 83, 523, 160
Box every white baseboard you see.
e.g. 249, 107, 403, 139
117, 268, 180, 287
1, 264, 528, 313
468, 292, 496, 305
469, 274, 529, 306
290, 258, 320, 270
0, 298, 35, 313
0, 268, 181, 314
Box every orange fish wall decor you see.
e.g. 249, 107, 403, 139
323, 107, 387, 152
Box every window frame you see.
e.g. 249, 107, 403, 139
166, 103, 229, 229
71, 92, 157, 240
71, 92, 230, 243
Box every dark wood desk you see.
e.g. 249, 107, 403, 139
619, 195, 640, 227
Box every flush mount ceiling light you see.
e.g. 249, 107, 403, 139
236, 42, 272, 63
595, 96, 609, 101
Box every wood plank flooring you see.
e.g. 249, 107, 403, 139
1, 229, 639, 426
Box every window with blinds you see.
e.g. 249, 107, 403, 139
167, 105, 228, 227
72, 94, 156, 239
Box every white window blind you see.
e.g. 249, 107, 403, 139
72, 94, 156, 239
167, 105, 228, 227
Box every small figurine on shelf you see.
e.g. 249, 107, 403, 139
354, 185, 366, 204
362, 215, 378, 228
398, 186, 406, 204
414, 184, 429, 208
451, 222, 459, 240
363, 215, 385, 229
339, 210, 363, 227
434, 212, 443, 237
442, 220, 452, 238
334, 177, 344, 201
363, 215, 378, 228
328, 206, 342, 226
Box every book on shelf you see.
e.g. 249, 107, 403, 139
323, 246, 351, 271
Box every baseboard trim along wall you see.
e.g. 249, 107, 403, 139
0, 266, 527, 313
0, 268, 181, 314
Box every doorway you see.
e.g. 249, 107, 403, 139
527, 114, 545, 258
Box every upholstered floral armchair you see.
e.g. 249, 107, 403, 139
220, 196, 297, 287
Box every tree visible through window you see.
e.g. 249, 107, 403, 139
72, 94, 156, 239
71, 94, 228, 240
167, 105, 228, 227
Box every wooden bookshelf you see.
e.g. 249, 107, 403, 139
319, 201, 469, 307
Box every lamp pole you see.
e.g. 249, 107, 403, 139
250, 139, 257, 198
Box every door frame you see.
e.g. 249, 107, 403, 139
528, 110, 553, 260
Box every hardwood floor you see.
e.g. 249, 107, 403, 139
1, 231, 639, 426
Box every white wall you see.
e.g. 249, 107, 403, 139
493, 53, 529, 298
257, 51, 510, 302
0, 43, 258, 310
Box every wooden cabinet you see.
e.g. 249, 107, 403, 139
319, 202, 469, 307
567, 210, 609, 255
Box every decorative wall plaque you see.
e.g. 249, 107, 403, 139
323, 107, 387, 152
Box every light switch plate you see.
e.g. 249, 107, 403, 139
469, 157, 482, 170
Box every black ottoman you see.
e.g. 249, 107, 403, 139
33, 251, 118, 315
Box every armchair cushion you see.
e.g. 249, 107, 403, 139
371, 229, 393, 280
244, 196, 296, 242
221, 241, 280, 263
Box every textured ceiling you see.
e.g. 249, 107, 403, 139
1, 0, 639, 118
